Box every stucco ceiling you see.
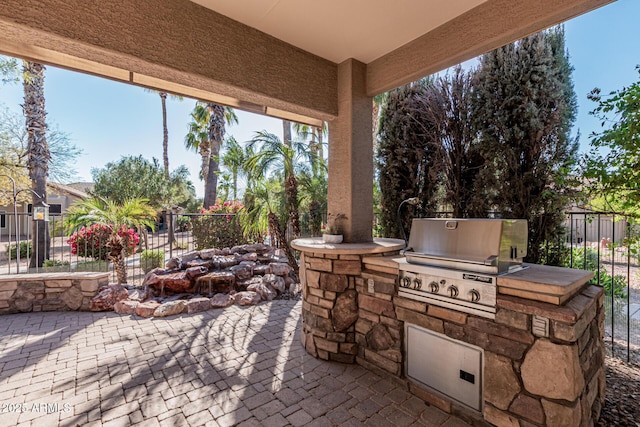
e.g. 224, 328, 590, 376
189, 0, 488, 63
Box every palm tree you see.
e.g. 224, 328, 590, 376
292, 121, 327, 176
283, 120, 292, 147
240, 179, 299, 275
240, 179, 282, 244
65, 197, 157, 284
220, 136, 248, 200
246, 130, 313, 240
151, 89, 182, 247
185, 101, 237, 208
160, 92, 169, 178
23, 61, 51, 268
185, 106, 211, 182
157, 92, 183, 179
299, 170, 327, 236
143, 89, 183, 179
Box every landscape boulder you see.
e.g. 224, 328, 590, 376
262, 274, 286, 293
235, 291, 261, 306
217, 255, 239, 269
127, 288, 149, 301
114, 300, 138, 315
247, 282, 277, 301
230, 264, 252, 281
241, 252, 258, 262
252, 264, 270, 275
196, 272, 235, 293
186, 266, 209, 279
269, 262, 291, 276
90, 284, 129, 311
135, 300, 161, 317
210, 293, 235, 308
154, 300, 186, 317
145, 271, 194, 295
187, 297, 213, 314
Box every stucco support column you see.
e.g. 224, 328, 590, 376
328, 59, 373, 243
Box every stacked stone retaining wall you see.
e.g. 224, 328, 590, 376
0, 273, 108, 313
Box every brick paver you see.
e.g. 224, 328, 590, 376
0, 300, 470, 426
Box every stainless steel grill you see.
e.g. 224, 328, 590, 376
398, 218, 528, 319
402, 218, 527, 275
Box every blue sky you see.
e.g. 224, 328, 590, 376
0, 0, 638, 198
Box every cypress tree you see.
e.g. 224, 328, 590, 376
416, 66, 489, 217
472, 26, 578, 263
376, 80, 440, 238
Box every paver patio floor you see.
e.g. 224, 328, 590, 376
0, 300, 470, 427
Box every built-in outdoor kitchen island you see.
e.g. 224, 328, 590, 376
292, 219, 605, 427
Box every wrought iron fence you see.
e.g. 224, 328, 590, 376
563, 212, 639, 365
1, 210, 638, 364
0, 211, 313, 282
0, 212, 199, 284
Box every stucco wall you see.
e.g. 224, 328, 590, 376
0, 0, 337, 121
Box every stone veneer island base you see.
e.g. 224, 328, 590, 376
291, 238, 604, 427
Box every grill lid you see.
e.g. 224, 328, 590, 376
403, 218, 527, 274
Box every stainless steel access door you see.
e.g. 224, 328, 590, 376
405, 324, 483, 411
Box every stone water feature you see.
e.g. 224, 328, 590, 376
89, 243, 299, 317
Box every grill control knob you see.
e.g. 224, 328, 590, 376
413, 278, 422, 290
468, 289, 481, 303
401, 276, 412, 288
447, 286, 459, 298
428, 281, 439, 293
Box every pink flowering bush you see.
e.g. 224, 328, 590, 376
67, 223, 140, 260
199, 200, 244, 216
192, 200, 248, 249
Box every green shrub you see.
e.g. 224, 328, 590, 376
141, 249, 164, 273
176, 215, 192, 232
173, 241, 189, 250
561, 247, 627, 298
6, 241, 31, 260
48, 218, 66, 238
43, 259, 69, 267
42, 259, 71, 272
74, 260, 110, 272
191, 201, 248, 250
631, 239, 640, 260
564, 247, 599, 272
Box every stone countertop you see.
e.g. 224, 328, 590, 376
291, 237, 405, 255
362, 255, 405, 269
497, 263, 594, 305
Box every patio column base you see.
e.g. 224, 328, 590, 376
291, 238, 404, 364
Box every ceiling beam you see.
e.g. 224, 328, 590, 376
366, 0, 616, 96
0, 0, 338, 122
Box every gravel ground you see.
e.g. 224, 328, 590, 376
598, 344, 640, 427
